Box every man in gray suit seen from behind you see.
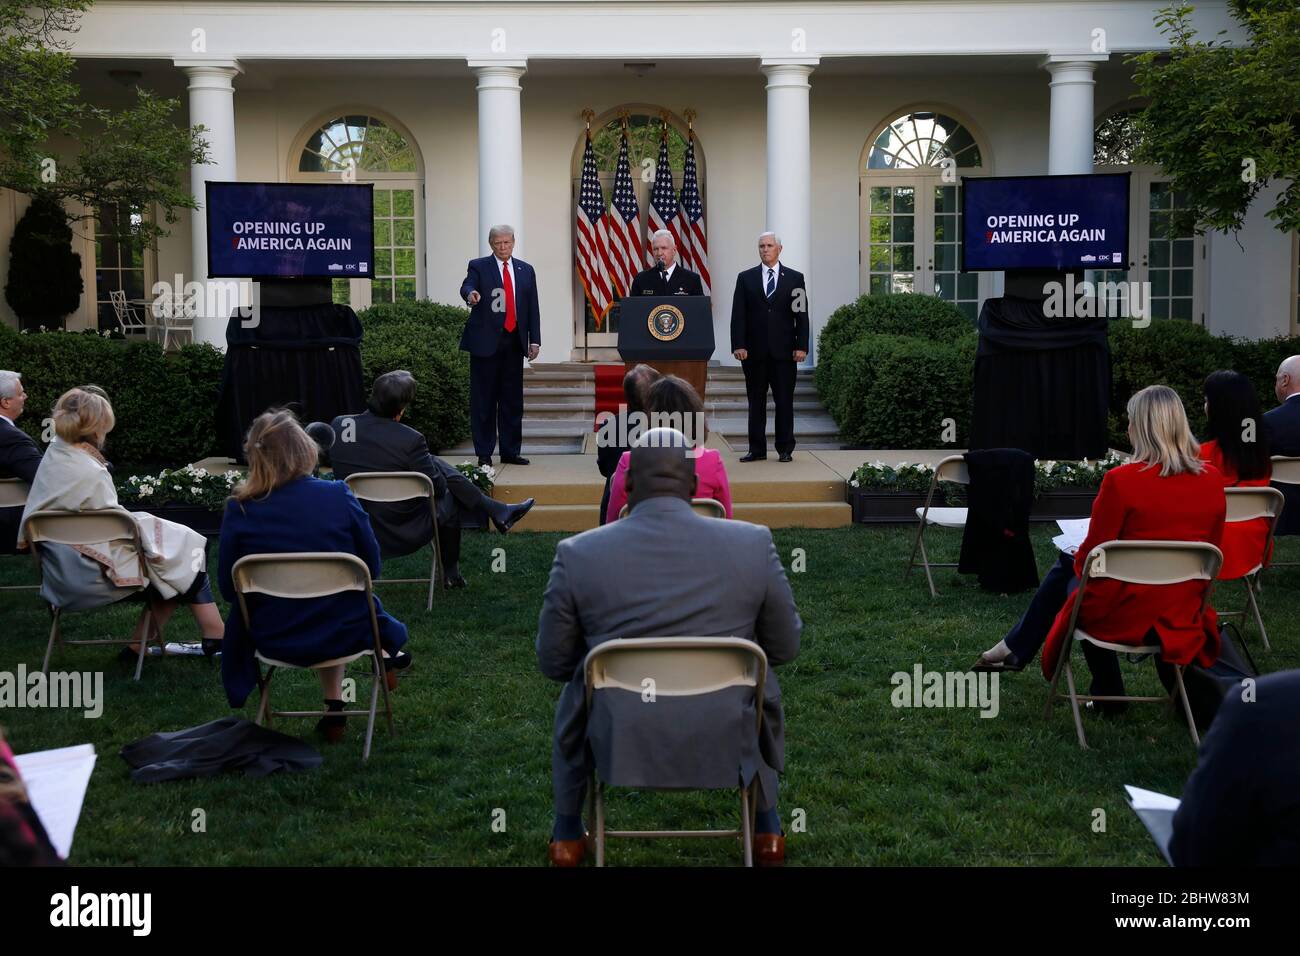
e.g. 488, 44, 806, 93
536, 427, 802, 867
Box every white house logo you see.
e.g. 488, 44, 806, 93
327, 262, 344, 271
1080, 254, 1097, 263
50, 886, 151, 936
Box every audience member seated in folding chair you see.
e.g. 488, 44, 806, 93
0, 370, 42, 555
1264, 354, 1300, 536
1169, 669, 1300, 865
975, 385, 1226, 699
1200, 370, 1274, 573
536, 428, 801, 867
605, 375, 733, 524
19, 388, 224, 674
326, 370, 534, 590
218, 409, 410, 744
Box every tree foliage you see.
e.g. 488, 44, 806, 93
1130, 1, 1300, 235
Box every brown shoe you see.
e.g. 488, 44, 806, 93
753, 832, 785, 866
548, 836, 587, 867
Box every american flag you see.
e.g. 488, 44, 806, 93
575, 130, 615, 326
676, 131, 710, 294
605, 127, 644, 299
646, 128, 680, 265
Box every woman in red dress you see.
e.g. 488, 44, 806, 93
975, 385, 1225, 710
1199, 370, 1273, 580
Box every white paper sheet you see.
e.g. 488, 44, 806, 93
1125, 784, 1181, 812
1053, 518, 1091, 555
13, 743, 96, 859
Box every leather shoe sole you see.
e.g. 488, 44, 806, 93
548, 833, 590, 867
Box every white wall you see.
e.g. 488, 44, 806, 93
1207, 182, 1295, 340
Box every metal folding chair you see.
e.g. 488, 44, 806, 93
583, 636, 767, 867
1219, 487, 1284, 651
903, 455, 970, 598
232, 552, 395, 762
0, 479, 39, 592
344, 471, 442, 611
1044, 540, 1223, 750
617, 497, 728, 520
23, 508, 164, 681
1266, 456, 1300, 569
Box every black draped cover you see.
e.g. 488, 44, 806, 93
216, 303, 366, 461
971, 295, 1111, 460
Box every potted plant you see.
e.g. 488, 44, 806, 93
117, 465, 241, 537
846, 461, 959, 524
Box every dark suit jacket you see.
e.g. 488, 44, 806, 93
328, 411, 465, 559
1265, 395, 1300, 535
629, 264, 704, 297
0, 418, 41, 553
730, 263, 809, 358
458, 255, 541, 357
1170, 669, 1300, 865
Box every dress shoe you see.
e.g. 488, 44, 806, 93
548, 834, 588, 867
739, 453, 767, 463
492, 497, 535, 533
753, 832, 785, 866
501, 455, 530, 465
315, 699, 347, 743
477, 457, 492, 467
443, 570, 468, 589
778, 452, 794, 462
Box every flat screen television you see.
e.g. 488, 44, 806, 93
205, 181, 374, 279
960, 173, 1130, 272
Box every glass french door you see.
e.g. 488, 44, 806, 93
1085, 169, 1205, 323
861, 174, 987, 320
329, 182, 423, 309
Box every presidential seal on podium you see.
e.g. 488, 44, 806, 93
648, 303, 686, 342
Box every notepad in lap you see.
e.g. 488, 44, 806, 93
13, 743, 96, 860
1125, 785, 1180, 866
1053, 518, 1090, 555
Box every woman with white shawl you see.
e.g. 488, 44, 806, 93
17, 387, 224, 655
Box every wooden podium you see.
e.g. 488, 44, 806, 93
617, 295, 714, 404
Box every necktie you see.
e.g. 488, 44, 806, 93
502, 260, 517, 333
765, 268, 776, 298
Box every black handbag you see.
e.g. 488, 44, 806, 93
1178, 622, 1259, 737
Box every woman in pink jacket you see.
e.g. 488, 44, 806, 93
606, 374, 733, 522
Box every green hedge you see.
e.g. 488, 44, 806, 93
355, 301, 471, 454
0, 298, 473, 472
0, 324, 224, 472
816, 292, 1300, 450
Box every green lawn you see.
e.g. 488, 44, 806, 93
2, 523, 1296, 866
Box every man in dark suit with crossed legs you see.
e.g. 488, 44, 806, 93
459, 224, 540, 467
730, 232, 809, 462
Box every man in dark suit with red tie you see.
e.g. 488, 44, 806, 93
730, 232, 809, 462
459, 225, 541, 466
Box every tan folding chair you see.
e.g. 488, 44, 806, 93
344, 471, 442, 611
0, 479, 39, 592
231, 552, 395, 762
616, 497, 728, 520
903, 455, 970, 598
1044, 540, 1222, 750
583, 636, 767, 867
23, 508, 164, 681
1218, 487, 1284, 651
1266, 456, 1300, 569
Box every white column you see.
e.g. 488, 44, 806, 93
1041, 54, 1107, 175
469, 60, 527, 255
761, 58, 817, 364
175, 58, 241, 347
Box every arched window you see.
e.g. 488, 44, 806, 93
571, 108, 704, 354
1093, 108, 1143, 167
291, 111, 423, 307
861, 109, 987, 319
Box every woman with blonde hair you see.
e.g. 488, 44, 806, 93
975, 385, 1226, 709
217, 409, 409, 742
18, 387, 224, 656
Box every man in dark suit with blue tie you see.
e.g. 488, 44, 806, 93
730, 232, 809, 462
0, 370, 42, 553
1264, 354, 1300, 535
459, 225, 540, 466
